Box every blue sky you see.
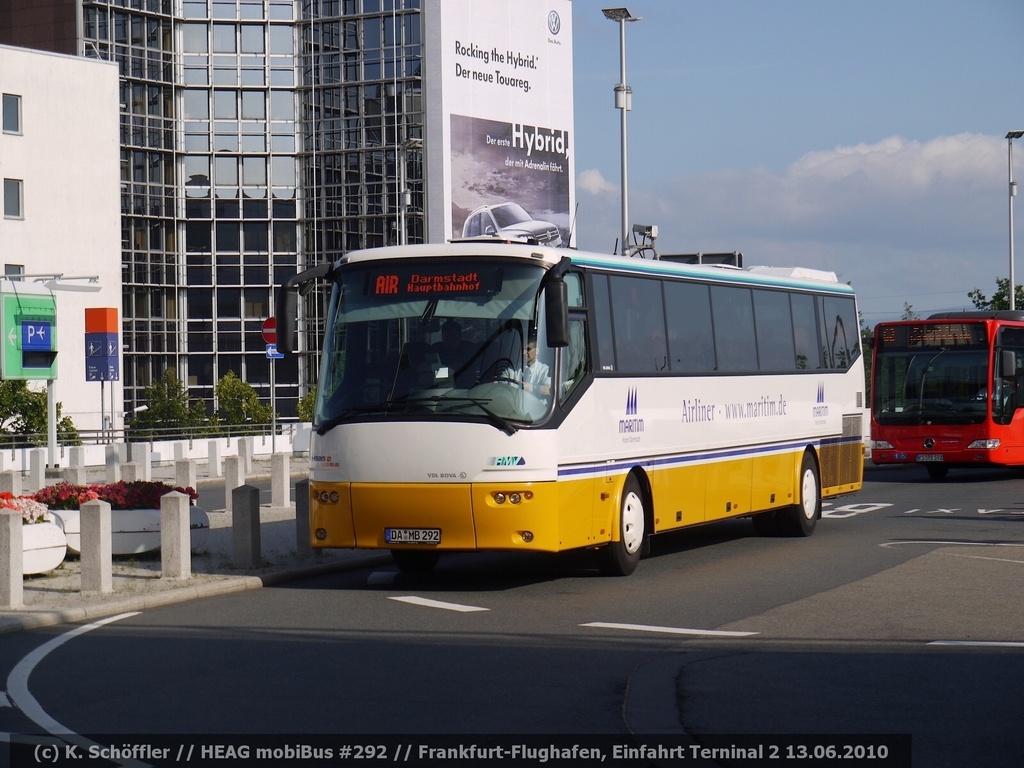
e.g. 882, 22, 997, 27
569, 0, 1024, 326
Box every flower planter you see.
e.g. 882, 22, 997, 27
22, 522, 68, 575
51, 507, 210, 556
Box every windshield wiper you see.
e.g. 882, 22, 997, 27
435, 396, 519, 435
315, 396, 438, 433
319, 395, 518, 435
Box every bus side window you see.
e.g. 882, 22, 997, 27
752, 289, 797, 371
609, 275, 666, 373
591, 274, 616, 371
666, 281, 714, 372
711, 285, 756, 372
791, 293, 823, 370
559, 317, 588, 401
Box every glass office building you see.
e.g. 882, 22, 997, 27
0, 0, 425, 418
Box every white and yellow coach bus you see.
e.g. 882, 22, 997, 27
277, 240, 864, 576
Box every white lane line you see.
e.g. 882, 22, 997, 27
582, 621, 758, 637
7, 612, 145, 767
928, 640, 1024, 648
880, 541, 1024, 549
389, 596, 489, 612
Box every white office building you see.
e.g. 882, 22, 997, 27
0, 43, 122, 436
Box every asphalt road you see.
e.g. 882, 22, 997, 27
3, 463, 1024, 768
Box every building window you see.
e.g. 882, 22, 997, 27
3, 179, 24, 218
2, 94, 21, 134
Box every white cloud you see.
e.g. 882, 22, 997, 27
575, 133, 1010, 322
577, 168, 617, 195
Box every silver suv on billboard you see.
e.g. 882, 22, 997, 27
462, 202, 563, 247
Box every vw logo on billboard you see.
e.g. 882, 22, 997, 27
548, 10, 561, 35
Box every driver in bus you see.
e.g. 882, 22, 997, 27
503, 339, 551, 397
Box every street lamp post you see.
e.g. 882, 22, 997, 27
603, 7, 640, 256
398, 137, 422, 246
1008, 131, 1024, 311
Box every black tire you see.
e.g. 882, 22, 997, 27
599, 474, 645, 576
778, 452, 820, 537
391, 549, 440, 574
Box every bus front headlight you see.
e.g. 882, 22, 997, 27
967, 438, 1000, 449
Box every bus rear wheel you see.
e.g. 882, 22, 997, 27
778, 452, 820, 537
599, 474, 645, 576
391, 549, 440, 574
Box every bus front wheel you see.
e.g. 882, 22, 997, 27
599, 474, 645, 576
391, 549, 440, 574
778, 453, 820, 537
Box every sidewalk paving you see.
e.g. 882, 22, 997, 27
1, 458, 390, 635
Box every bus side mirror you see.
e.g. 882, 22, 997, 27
1003, 350, 1017, 379
276, 262, 333, 355
546, 278, 569, 348
276, 288, 298, 355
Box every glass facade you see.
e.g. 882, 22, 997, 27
72, 0, 424, 417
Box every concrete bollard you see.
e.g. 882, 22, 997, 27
295, 478, 312, 556
69, 446, 86, 469
0, 510, 23, 609
161, 491, 192, 580
129, 444, 152, 481
0, 470, 21, 497
175, 459, 197, 491
232, 484, 261, 569
80, 499, 113, 595
63, 465, 87, 485
207, 440, 222, 478
223, 456, 244, 513
105, 444, 121, 483
121, 462, 142, 482
239, 436, 254, 475
271, 452, 290, 508
29, 448, 45, 491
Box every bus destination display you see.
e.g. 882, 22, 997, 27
366, 267, 498, 298
878, 322, 987, 349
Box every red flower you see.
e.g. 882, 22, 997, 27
33, 481, 198, 511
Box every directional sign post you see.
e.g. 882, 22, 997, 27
1, 293, 58, 380
262, 317, 280, 452
84, 307, 119, 382
85, 308, 120, 443
262, 317, 276, 345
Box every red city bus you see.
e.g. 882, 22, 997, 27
870, 311, 1024, 479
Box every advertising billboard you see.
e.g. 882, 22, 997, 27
423, 0, 575, 246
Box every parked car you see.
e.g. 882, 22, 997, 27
462, 202, 562, 247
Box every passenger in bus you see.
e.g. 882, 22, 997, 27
432, 320, 475, 386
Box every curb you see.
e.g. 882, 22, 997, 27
0, 553, 393, 636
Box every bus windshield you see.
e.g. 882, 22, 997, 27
314, 258, 556, 434
873, 348, 990, 426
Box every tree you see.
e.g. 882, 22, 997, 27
127, 369, 210, 440
968, 277, 1024, 311
296, 386, 317, 423
0, 380, 80, 446
214, 370, 273, 431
